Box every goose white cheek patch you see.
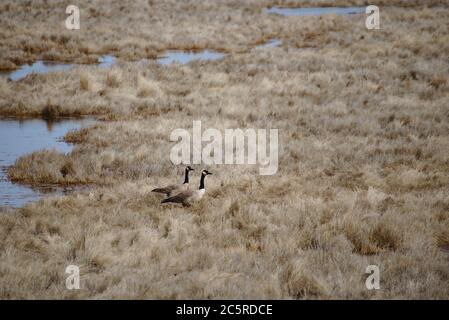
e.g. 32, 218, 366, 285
170, 121, 279, 175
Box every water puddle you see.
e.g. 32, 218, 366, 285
156, 50, 225, 65
0, 117, 94, 208
3, 50, 223, 78
7, 55, 116, 81
266, 6, 366, 16
254, 39, 282, 50
98, 55, 116, 68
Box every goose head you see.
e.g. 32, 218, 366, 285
202, 170, 212, 176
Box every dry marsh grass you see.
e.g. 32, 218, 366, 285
0, 1, 449, 299
2, 0, 445, 71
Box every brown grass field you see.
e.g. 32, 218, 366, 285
1, 0, 449, 299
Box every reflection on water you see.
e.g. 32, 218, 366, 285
157, 50, 225, 65
7, 55, 116, 81
0, 118, 94, 208
266, 6, 366, 16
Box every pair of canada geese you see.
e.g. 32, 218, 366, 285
152, 166, 212, 207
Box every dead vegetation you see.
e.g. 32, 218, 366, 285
0, 0, 449, 299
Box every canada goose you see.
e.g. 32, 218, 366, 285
161, 170, 212, 207
152, 166, 194, 197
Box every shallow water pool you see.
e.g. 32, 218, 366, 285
7, 55, 116, 81
254, 39, 282, 50
0, 118, 94, 208
157, 50, 225, 65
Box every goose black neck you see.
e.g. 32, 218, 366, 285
183, 168, 189, 184
199, 174, 206, 190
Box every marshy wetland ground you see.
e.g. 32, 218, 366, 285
1, 0, 449, 299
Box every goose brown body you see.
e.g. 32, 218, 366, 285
162, 170, 212, 207
152, 166, 194, 197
